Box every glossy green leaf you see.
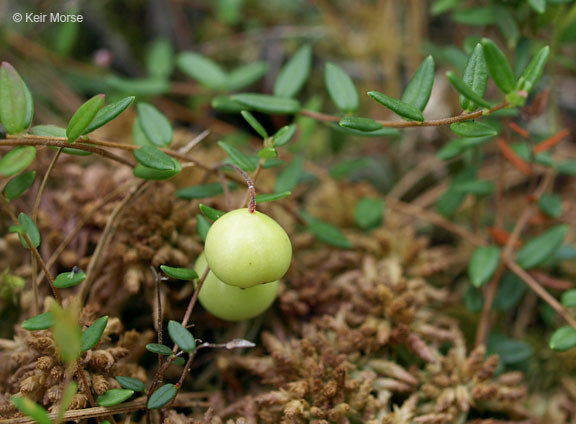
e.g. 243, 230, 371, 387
116, 376, 146, 392
274, 45, 312, 98
176, 182, 236, 199
133, 162, 181, 180
167, 320, 196, 352
339, 116, 383, 132
255, 191, 291, 203
4, 171, 36, 200
354, 197, 384, 231
0, 62, 34, 134
488, 333, 533, 364
329, 123, 401, 138
452, 7, 496, 25
271, 124, 297, 147
146, 343, 173, 356
232, 93, 300, 114
132, 119, 155, 148
211, 96, 245, 113
257, 147, 277, 159
196, 214, 211, 242
218, 141, 257, 171
468, 246, 501, 287
446, 71, 491, 109
30, 125, 91, 156
549, 326, 576, 352
516, 46, 550, 93
516, 225, 568, 269
198, 204, 225, 221
367, 91, 424, 122
324, 62, 359, 113
22, 312, 54, 331
275, 156, 303, 193
528, 0, 546, 13
83, 96, 135, 134
493, 272, 526, 311
450, 121, 498, 138
177, 52, 227, 90
240, 110, 268, 139
146, 37, 174, 79
561, 290, 576, 308
147, 384, 177, 409
401, 56, 435, 111
301, 211, 352, 249
538, 193, 562, 218
160, 265, 198, 281
459, 44, 488, 111
81, 316, 108, 351
454, 179, 495, 195
134, 146, 176, 171
66, 94, 105, 143
0, 146, 36, 177
53, 270, 87, 289
105, 75, 169, 96
97, 389, 134, 407
136, 103, 173, 147
11, 397, 51, 424
436, 187, 466, 217
227, 62, 268, 91
15, 212, 40, 249
481, 38, 515, 94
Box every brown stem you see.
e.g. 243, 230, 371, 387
181, 267, 210, 329
218, 164, 256, 213
240, 159, 264, 210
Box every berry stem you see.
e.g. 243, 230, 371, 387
219, 164, 256, 213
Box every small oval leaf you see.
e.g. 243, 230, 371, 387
227, 62, 268, 91
446, 71, 491, 109
11, 397, 51, 424
147, 384, 177, 409
401, 55, 435, 111
22, 312, 54, 331
16, 212, 40, 249
0, 62, 34, 134
271, 124, 297, 147
339, 116, 383, 132
354, 197, 384, 231
116, 376, 146, 392
240, 110, 268, 139
53, 270, 87, 288
81, 316, 109, 351
538, 193, 562, 218
136, 103, 173, 147
549, 326, 576, 352
83, 96, 135, 134
218, 140, 257, 171
146, 343, 174, 356
367, 91, 424, 122
160, 265, 198, 281
274, 44, 312, 98
133, 161, 181, 181
255, 191, 292, 203
516, 46, 550, 94
516, 225, 568, 270
450, 121, 498, 138
134, 146, 176, 171
460, 43, 488, 111
97, 389, 134, 407
481, 38, 516, 94
167, 320, 196, 352
468, 246, 501, 287
324, 62, 359, 113
199, 204, 225, 220
196, 214, 211, 242
0, 146, 36, 177
301, 211, 352, 249
176, 182, 236, 200
4, 171, 36, 200
177, 52, 227, 90
561, 289, 576, 308
232, 93, 300, 114
66, 94, 105, 143
275, 156, 303, 193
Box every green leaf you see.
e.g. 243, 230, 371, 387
329, 123, 401, 138
450, 121, 498, 138
437, 136, 492, 160
452, 7, 497, 25
468, 246, 501, 287
431, 0, 461, 15
257, 147, 277, 159
465, 286, 484, 313
146, 343, 173, 356
516, 46, 550, 93
459, 44, 488, 111
133, 162, 182, 181
116, 376, 146, 392
198, 204, 225, 221
516, 225, 568, 269
494, 5, 519, 48
528, 0, 546, 13
172, 357, 186, 366
83, 96, 135, 134
4, 171, 36, 200
167, 320, 196, 352
176, 182, 236, 199
271, 124, 297, 147
66, 94, 105, 143
105, 75, 169, 96
196, 214, 211, 242
436, 186, 466, 217
16, 212, 40, 249
255, 191, 291, 203
549, 326, 576, 352
11, 397, 51, 424
134, 146, 176, 171
339, 116, 383, 132
401, 56, 435, 111
0, 146, 36, 177
211, 96, 245, 113
488, 333, 533, 364
0, 62, 34, 134
301, 211, 352, 249
136, 103, 173, 147
561, 289, 576, 308
240, 110, 268, 139
275, 156, 304, 193
218, 140, 257, 171
481, 38, 516, 94
146, 37, 174, 79
53, 270, 87, 289
557, 160, 576, 176
81, 316, 109, 351
274, 45, 312, 98
177, 52, 227, 90
446, 71, 492, 109
454, 179, 495, 196
330, 158, 373, 179
57, 382, 78, 423
30, 125, 91, 156
324, 62, 359, 113
22, 312, 54, 331
538, 193, 562, 218
493, 272, 526, 311
227, 62, 268, 91
97, 389, 134, 407
232, 93, 300, 114
354, 197, 384, 231
160, 265, 198, 281
367, 91, 424, 122
147, 384, 177, 409
51, 304, 82, 364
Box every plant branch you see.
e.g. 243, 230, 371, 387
218, 164, 256, 213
